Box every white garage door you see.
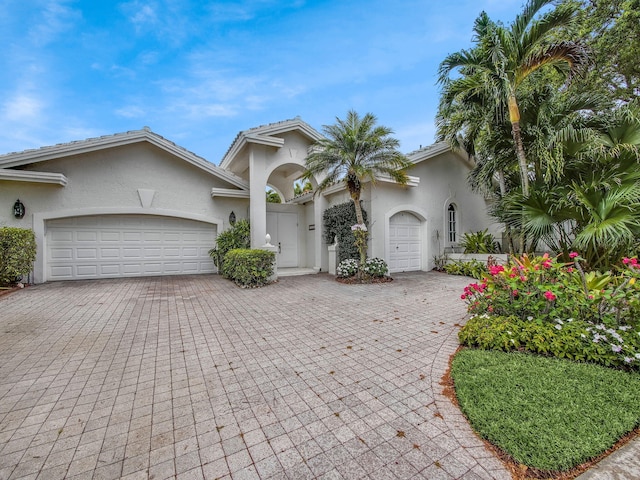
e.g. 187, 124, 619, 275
46, 215, 216, 280
389, 212, 422, 273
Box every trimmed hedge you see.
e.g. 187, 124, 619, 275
0, 227, 37, 285
221, 249, 275, 287
459, 314, 640, 370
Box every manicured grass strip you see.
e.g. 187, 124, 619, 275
451, 349, 640, 472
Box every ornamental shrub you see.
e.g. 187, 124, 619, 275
363, 257, 388, 278
460, 229, 501, 254
209, 219, 250, 270
0, 227, 37, 285
323, 202, 368, 263
461, 253, 640, 326
460, 314, 640, 370
458, 253, 640, 370
221, 249, 275, 287
337, 258, 358, 278
443, 259, 488, 279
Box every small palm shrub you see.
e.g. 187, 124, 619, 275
209, 219, 250, 270
460, 229, 500, 254
363, 257, 388, 277
337, 258, 358, 278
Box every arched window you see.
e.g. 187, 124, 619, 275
447, 204, 457, 243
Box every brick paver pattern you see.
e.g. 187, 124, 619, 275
0, 273, 511, 479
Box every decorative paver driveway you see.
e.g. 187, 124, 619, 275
0, 273, 510, 480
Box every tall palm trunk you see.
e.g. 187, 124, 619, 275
508, 94, 530, 198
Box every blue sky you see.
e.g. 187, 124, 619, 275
1, 0, 524, 165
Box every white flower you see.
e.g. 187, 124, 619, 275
555, 325, 562, 330
351, 224, 367, 232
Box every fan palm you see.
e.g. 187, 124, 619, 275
438, 0, 589, 197
303, 110, 410, 267
500, 102, 640, 269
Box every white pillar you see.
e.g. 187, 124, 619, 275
314, 194, 328, 272
249, 147, 267, 249
261, 234, 278, 282
328, 237, 339, 275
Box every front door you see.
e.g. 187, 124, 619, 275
266, 212, 298, 267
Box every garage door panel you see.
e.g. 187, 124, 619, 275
47, 215, 216, 280
76, 231, 98, 242
51, 265, 73, 278
123, 232, 142, 242
100, 231, 120, 242
100, 265, 121, 275
50, 248, 73, 260
77, 265, 98, 277
77, 248, 98, 259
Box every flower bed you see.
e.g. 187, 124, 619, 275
458, 253, 640, 370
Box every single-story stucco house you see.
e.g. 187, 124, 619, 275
0, 118, 497, 283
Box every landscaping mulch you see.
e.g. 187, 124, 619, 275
336, 275, 393, 284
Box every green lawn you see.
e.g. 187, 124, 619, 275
451, 349, 640, 472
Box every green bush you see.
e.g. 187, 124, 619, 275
323, 202, 368, 263
0, 227, 37, 285
336, 258, 358, 278
221, 249, 275, 287
443, 259, 488, 279
362, 257, 388, 278
460, 229, 501, 253
459, 314, 640, 370
209, 219, 250, 270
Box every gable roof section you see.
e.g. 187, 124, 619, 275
220, 117, 324, 169
0, 127, 249, 190
406, 141, 472, 167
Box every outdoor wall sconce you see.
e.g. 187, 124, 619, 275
13, 199, 25, 219
229, 211, 236, 225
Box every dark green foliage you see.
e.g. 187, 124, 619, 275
322, 201, 368, 263
443, 259, 488, 279
209, 219, 250, 270
451, 348, 640, 471
0, 227, 37, 285
460, 229, 500, 254
221, 249, 275, 287
459, 314, 640, 370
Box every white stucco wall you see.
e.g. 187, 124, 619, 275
368, 151, 498, 270
0, 142, 249, 282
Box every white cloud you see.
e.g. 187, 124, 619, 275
2, 94, 45, 122
115, 105, 146, 118
28, 0, 82, 46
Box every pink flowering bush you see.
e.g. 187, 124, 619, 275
459, 253, 640, 370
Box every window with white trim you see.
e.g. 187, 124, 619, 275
448, 204, 457, 243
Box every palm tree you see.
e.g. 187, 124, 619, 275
303, 110, 411, 268
500, 102, 640, 269
293, 179, 313, 196
266, 189, 281, 203
438, 0, 589, 197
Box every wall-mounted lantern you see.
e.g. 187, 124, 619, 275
229, 211, 236, 225
13, 199, 25, 219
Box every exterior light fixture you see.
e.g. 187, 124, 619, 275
229, 211, 236, 225
13, 199, 25, 219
